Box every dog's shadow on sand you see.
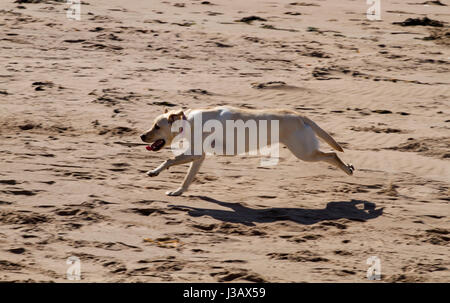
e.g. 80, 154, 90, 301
170, 196, 383, 226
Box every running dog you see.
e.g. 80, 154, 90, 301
140, 106, 354, 196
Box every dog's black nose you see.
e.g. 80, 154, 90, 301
140, 134, 146, 141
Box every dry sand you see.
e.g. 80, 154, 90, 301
0, 0, 449, 282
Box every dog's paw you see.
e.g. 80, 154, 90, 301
147, 170, 160, 177
166, 188, 184, 196
347, 164, 355, 175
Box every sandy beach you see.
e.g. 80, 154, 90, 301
0, 0, 449, 282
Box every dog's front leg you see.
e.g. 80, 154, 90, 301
147, 154, 201, 177
166, 155, 205, 196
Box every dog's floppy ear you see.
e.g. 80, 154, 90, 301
167, 110, 186, 124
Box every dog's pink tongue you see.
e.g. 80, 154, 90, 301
146, 145, 153, 151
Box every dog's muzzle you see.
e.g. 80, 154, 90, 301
146, 139, 166, 151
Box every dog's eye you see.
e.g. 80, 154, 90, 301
154, 124, 160, 130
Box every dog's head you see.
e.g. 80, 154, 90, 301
140, 108, 186, 151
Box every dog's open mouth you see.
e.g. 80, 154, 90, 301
146, 139, 165, 151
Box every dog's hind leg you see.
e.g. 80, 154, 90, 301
284, 131, 354, 175
166, 154, 205, 196
284, 134, 355, 176
305, 150, 354, 175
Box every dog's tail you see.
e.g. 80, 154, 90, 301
302, 117, 344, 152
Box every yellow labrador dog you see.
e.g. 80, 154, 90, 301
140, 106, 354, 196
